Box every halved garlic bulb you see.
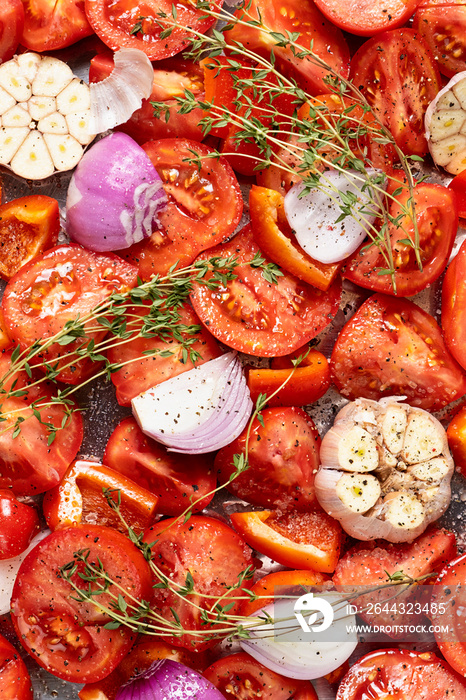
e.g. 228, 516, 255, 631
0, 53, 95, 180
315, 397, 454, 543
425, 71, 466, 174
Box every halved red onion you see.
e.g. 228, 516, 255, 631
65, 132, 166, 252
131, 353, 253, 454
115, 659, 224, 700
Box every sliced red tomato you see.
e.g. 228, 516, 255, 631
344, 183, 458, 297
350, 28, 442, 156
0, 490, 40, 560
413, 0, 466, 77
0, 195, 60, 281
247, 347, 331, 408
203, 652, 317, 700
230, 508, 342, 573
215, 407, 321, 510
447, 406, 466, 477
331, 293, 466, 411
0, 309, 12, 352
336, 649, 466, 699
432, 553, 466, 676
449, 168, 466, 217
249, 186, 342, 292
223, 0, 350, 95
21, 0, 93, 51
143, 515, 253, 650
442, 239, 466, 371
10, 525, 152, 683
314, 0, 421, 35
103, 417, 215, 516
190, 224, 342, 357
107, 303, 220, 406
89, 53, 206, 144
240, 569, 328, 617
1, 0, 24, 62
0, 351, 83, 496
2, 244, 138, 385
85, 0, 217, 61
0, 633, 32, 700
120, 138, 243, 278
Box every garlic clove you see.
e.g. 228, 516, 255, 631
335, 472, 381, 514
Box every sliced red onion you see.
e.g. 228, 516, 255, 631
0, 529, 50, 615
116, 659, 225, 700
284, 169, 387, 264
131, 353, 253, 454
65, 132, 166, 252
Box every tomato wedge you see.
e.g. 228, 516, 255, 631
0, 490, 40, 560
432, 553, 466, 676
0, 0, 24, 63
314, 0, 422, 35
22, 0, 93, 52
0, 633, 32, 700
413, 0, 466, 77
442, 239, 466, 371
447, 406, 466, 477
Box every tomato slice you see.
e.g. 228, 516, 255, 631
448, 168, 466, 217
0, 490, 40, 560
0, 195, 60, 280
344, 183, 458, 297
223, 0, 350, 95
432, 553, 466, 676
0, 633, 32, 700
413, 0, 466, 77
10, 525, 153, 683
2, 244, 138, 385
85, 0, 217, 61
22, 0, 93, 52
314, 0, 421, 35
336, 649, 466, 699
103, 417, 215, 516
143, 515, 254, 650
89, 53, 206, 144
190, 224, 342, 357
330, 293, 466, 411
0, 351, 83, 496
215, 407, 321, 510
230, 508, 342, 573
107, 303, 220, 406
120, 138, 243, 278
442, 239, 466, 372
350, 28, 442, 156
203, 652, 317, 700
0, 0, 24, 63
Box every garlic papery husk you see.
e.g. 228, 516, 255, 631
89, 49, 154, 133
425, 71, 466, 174
315, 397, 454, 543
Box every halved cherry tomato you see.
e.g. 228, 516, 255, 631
85, 0, 217, 61
314, 0, 422, 36
143, 515, 254, 651
432, 553, 466, 676
331, 293, 466, 411
240, 569, 328, 617
350, 28, 442, 156
0, 632, 32, 700
10, 525, 153, 683
190, 224, 342, 357
103, 417, 215, 516
89, 53, 206, 144
249, 186, 342, 292
42, 459, 159, 534
215, 407, 321, 510
0, 351, 83, 496
203, 652, 318, 700
0, 196, 60, 281
120, 138, 243, 278
0, 490, 40, 560
413, 0, 466, 77
0, 0, 24, 63
107, 303, 220, 406
442, 239, 466, 372
230, 508, 342, 573
21, 0, 93, 52
447, 406, 466, 476
224, 0, 350, 95
336, 649, 466, 699
79, 638, 211, 700
344, 182, 458, 297
449, 168, 466, 217
2, 244, 138, 385
247, 347, 331, 408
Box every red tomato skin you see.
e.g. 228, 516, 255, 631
432, 553, 466, 677
449, 169, 466, 218
21, 0, 93, 52
336, 649, 466, 699
0, 0, 24, 63
11, 525, 153, 683
103, 417, 216, 516
447, 406, 466, 477
412, 0, 466, 77
314, 0, 421, 35
331, 293, 466, 411
0, 490, 40, 560
0, 633, 32, 700
442, 239, 466, 372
